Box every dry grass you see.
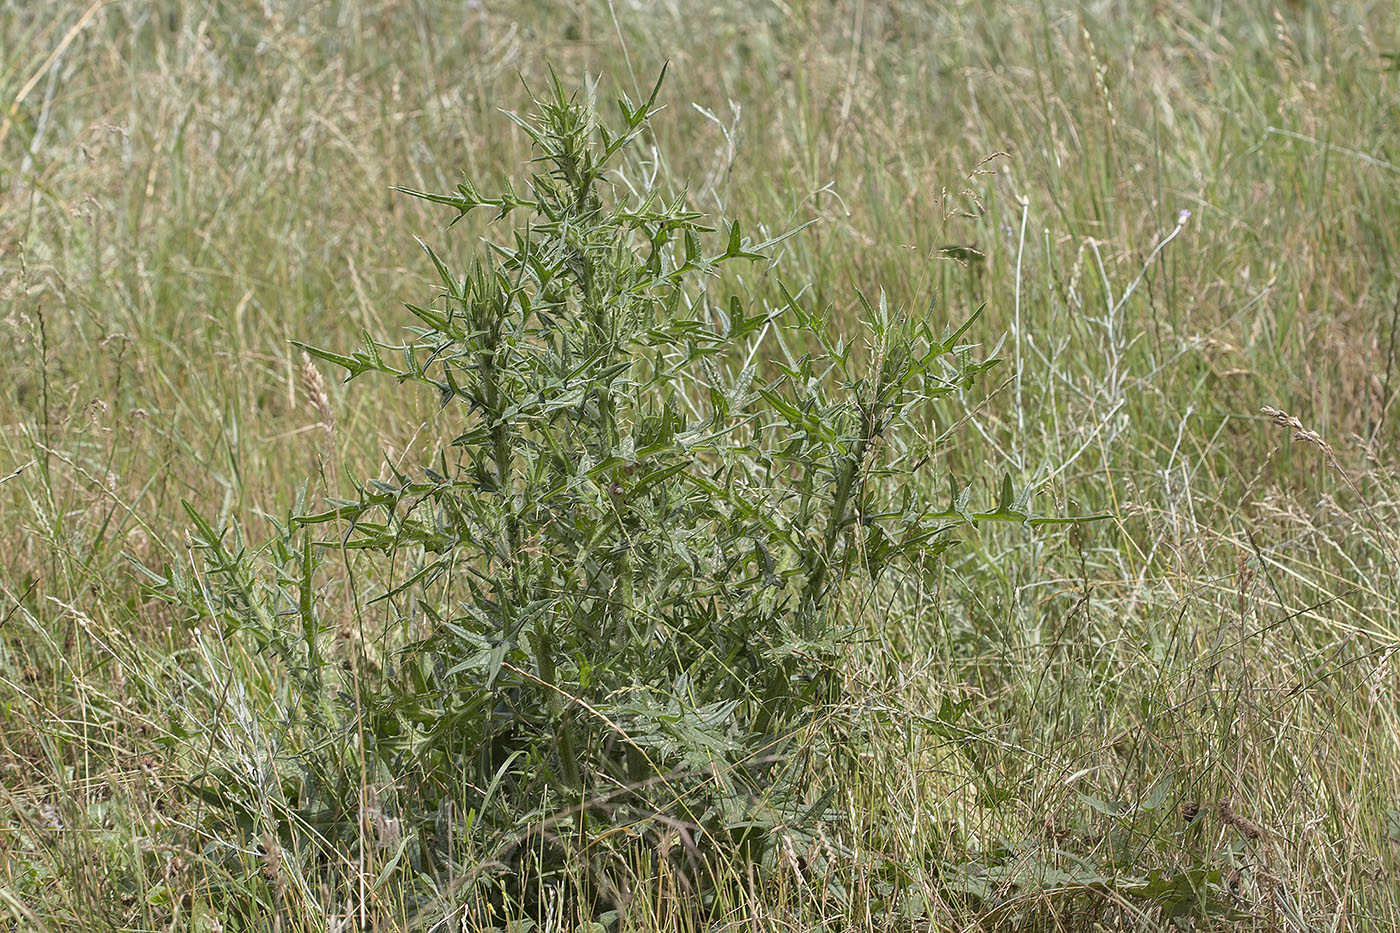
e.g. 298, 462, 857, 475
2, 0, 1398, 929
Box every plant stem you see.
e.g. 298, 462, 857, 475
533, 618, 582, 789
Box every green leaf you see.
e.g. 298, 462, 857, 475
417, 238, 460, 295
391, 184, 474, 214
1078, 793, 1128, 816
997, 473, 1014, 513
720, 219, 765, 261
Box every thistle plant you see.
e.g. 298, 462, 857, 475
156, 68, 1083, 920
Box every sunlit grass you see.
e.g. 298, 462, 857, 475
2, 1, 1398, 930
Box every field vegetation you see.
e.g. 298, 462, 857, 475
2, 1, 1398, 930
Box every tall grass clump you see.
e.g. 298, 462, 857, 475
134, 69, 1086, 926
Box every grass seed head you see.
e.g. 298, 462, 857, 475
299, 350, 335, 444
1261, 405, 1338, 468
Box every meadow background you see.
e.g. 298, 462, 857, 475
2, 0, 1399, 929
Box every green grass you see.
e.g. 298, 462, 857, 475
3, 1, 1399, 929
